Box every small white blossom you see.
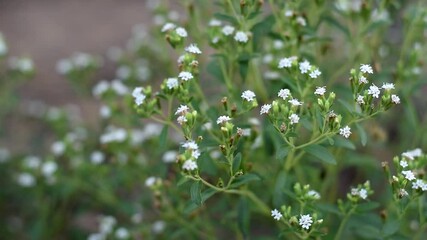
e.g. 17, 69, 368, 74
145, 176, 157, 187
289, 114, 300, 125
412, 179, 427, 191
339, 126, 352, 138
356, 95, 365, 105
278, 89, 291, 100
56, 59, 72, 74
382, 83, 395, 90
222, 25, 235, 36
92, 81, 110, 97
271, 209, 283, 221
166, 78, 178, 89
24, 156, 41, 169
17, 173, 36, 187
309, 69, 322, 79
182, 140, 199, 150
152, 221, 166, 234
278, 57, 293, 68
162, 151, 177, 163
217, 115, 232, 125
192, 150, 201, 159
273, 40, 284, 49
241, 90, 256, 102
402, 148, 423, 160
359, 188, 368, 199
175, 105, 190, 115
161, 22, 176, 32
175, 27, 188, 37
182, 160, 198, 171
402, 170, 416, 181
296, 16, 307, 26
185, 44, 202, 54
260, 104, 272, 115
399, 188, 409, 197
299, 60, 311, 74
115, 227, 130, 239
178, 71, 194, 81
177, 115, 187, 125
111, 80, 128, 95
307, 190, 321, 199
400, 160, 408, 168
367, 84, 381, 98
359, 76, 368, 84
299, 214, 313, 230
51, 141, 65, 156
391, 95, 400, 104
284, 10, 294, 17
314, 86, 326, 96
91, 151, 105, 164
209, 19, 222, 27
132, 86, 146, 106
234, 31, 249, 43
288, 98, 303, 106
360, 64, 373, 74
41, 161, 58, 177
99, 105, 111, 118
100, 216, 116, 234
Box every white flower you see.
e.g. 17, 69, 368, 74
367, 84, 381, 98
185, 44, 202, 54
175, 105, 190, 115
391, 95, 400, 104
222, 25, 235, 36
192, 150, 201, 159
278, 57, 293, 68
296, 16, 307, 26
402, 170, 416, 181
111, 80, 128, 95
278, 89, 291, 100
115, 227, 130, 239
356, 95, 365, 105
51, 141, 65, 156
359, 76, 368, 84
314, 86, 326, 96
9, 57, 34, 72
166, 78, 178, 89
289, 114, 300, 125
284, 10, 294, 17
273, 40, 284, 49
92, 81, 110, 97
17, 173, 36, 187
152, 221, 166, 234
382, 83, 395, 90
299, 60, 311, 74
24, 156, 41, 169
162, 151, 177, 163
91, 151, 105, 164
56, 59, 72, 74
217, 115, 232, 125
100, 216, 117, 234
182, 160, 198, 171
271, 209, 283, 221
307, 190, 321, 199
399, 188, 409, 197
359, 188, 368, 199
288, 98, 303, 106
241, 90, 256, 102
234, 31, 249, 43
260, 104, 272, 115
339, 126, 351, 138
177, 115, 187, 125
161, 22, 176, 32
145, 176, 157, 187
309, 69, 322, 79
402, 148, 422, 160
178, 71, 194, 81
264, 71, 280, 80
132, 86, 146, 105
299, 214, 313, 229
209, 19, 222, 27
41, 161, 58, 177
400, 160, 408, 168
99, 105, 111, 118
360, 64, 373, 74
175, 27, 188, 37
182, 140, 199, 150
412, 179, 427, 191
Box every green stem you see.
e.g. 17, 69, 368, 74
334, 207, 356, 240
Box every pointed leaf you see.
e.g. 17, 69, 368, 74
304, 145, 337, 165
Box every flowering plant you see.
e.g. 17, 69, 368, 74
1, 0, 427, 239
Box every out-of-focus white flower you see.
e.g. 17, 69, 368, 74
23, 156, 41, 169
51, 141, 66, 156
17, 173, 36, 187
9, 57, 34, 72
382, 83, 395, 90
391, 95, 400, 104
99, 105, 111, 119
309, 68, 321, 78
41, 161, 58, 177
402, 148, 423, 160
299, 60, 311, 74
152, 221, 166, 234
234, 31, 249, 43
182, 160, 198, 171
185, 44, 202, 54
260, 104, 272, 115
0, 148, 10, 163
162, 151, 177, 163
289, 114, 300, 125
111, 80, 128, 95
166, 78, 178, 89
209, 19, 222, 27
402, 170, 416, 181
0, 33, 8, 56
314, 86, 326, 96
100, 127, 127, 144
91, 151, 105, 164
278, 89, 291, 100
56, 59, 72, 74
99, 216, 116, 234
288, 98, 303, 106
92, 81, 110, 97
175, 27, 188, 37
217, 115, 231, 125
161, 22, 176, 32
178, 71, 194, 81
359, 76, 368, 84
296, 16, 307, 26
115, 227, 130, 239
116, 65, 131, 80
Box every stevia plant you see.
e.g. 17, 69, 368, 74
1, 0, 427, 239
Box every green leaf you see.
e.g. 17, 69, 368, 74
159, 125, 168, 150
230, 173, 261, 188
382, 219, 400, 237
206, 58, 225, 83
356, 202, 380, 212
201, 188, 217, 204
337, 99, 354, 113
355, 123, 367, 146
333, 136, 356, 150
237, 197, 250, 238
232, 153, 242, 174
275, 147, 289, 162
273, 172, 288, 206
322, 15, 350, 39
251, 14, 275, 50
214, 13, 238, 25
177, 176, 190, 186
190, 181, 202, 206
304, 145, 337, 165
